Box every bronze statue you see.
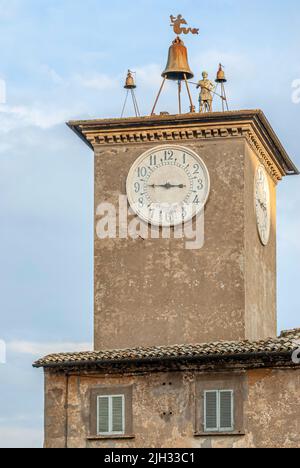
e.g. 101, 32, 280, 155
197, 72, 215, 113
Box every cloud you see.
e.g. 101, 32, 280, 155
0, 104, 74, 131
0, 68, 122, 132
39, 65, 64, 85
7, 341, 92, 356
0, 427, 42, 449
0, 78, 6, 104
134, 64, 164, 89
74, 73, 119, 91
0, 0, 20, 20
278, 182, 300, 254
0, 142, 12, 153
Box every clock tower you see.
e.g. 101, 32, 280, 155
36, 16, 300, 450
68, 111, 298, 350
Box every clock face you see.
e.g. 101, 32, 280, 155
255, 165, 271, 246
126, 145, 210, 227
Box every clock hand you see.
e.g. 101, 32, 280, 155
148, 183, 187, 189
258, 200, 267, 211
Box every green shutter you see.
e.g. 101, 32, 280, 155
219, 391, 233, 431
112, 396, 124, 433
205, 391, 218, 431
97, 396, 109, 434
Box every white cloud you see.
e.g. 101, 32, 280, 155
40, 65, 64, 85
0, 78, 6, 104
74, 73, 119, 91
292, 79, 300, 104
0, 0, 20, 20
0, 68, 122, 132
7, 341, 92, 356
134, 64, 164, 89
0, 339, 5, 364
0, 142, 12, 153
0, 104, 74, 131
0, 427, 42, 448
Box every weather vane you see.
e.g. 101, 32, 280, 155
170, 14, 199, 36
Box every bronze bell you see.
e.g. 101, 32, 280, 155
215, 64, 227, 83
162, 37, 194, 81
124, 70, 136, 89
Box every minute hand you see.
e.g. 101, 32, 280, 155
148, 183, 186, 189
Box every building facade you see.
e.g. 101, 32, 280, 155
34, 111, 300, 448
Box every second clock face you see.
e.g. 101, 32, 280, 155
126, 145, 210, 227
255, 165, 271, 246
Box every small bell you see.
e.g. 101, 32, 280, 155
215, 64, 227, 83
124, 70, 136, 90
162, 37, 194, 81
214, 63, 229, 112
121, 70, 140, 117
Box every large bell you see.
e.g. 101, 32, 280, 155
162, 37, 194, 81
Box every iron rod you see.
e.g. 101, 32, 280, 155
121, 90, 129, 118
178, 81, 182, 114
151, 77, 166, 116
188, 81, 226, 100
131, 89, 140, 117
184, 74, 195, 112
222, 83, 229, 111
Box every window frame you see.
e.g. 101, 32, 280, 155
195, 373, 246, 437
89, 385, 134, 440
204, 389, 234, 433
97, 394, 125, 437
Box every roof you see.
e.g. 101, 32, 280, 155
33, 328, 300, 370
67, 110, 299, 177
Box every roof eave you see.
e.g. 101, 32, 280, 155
66, 110, 299, 177
33, 350, 294, 371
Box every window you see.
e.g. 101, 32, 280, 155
97, 395, 125, 436
204, 390, 234, 433
195, 373, 246, 436
90, 385, 133, 439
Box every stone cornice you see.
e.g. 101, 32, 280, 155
67, 110, 299, 184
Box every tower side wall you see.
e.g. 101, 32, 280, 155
244, 142, 277, 340
94, 138, 246, 350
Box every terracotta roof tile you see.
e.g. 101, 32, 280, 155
33, 328, 300, 369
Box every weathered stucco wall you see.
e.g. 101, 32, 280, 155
94, 138, 248, 350
94, 135, 277, 350
44, 367, 300, 448
244, 144, 277, 340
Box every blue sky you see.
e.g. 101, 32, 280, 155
0, 0, 299, 448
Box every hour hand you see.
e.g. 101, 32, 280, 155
148, 183, 186, 190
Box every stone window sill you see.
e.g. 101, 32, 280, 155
87, 434, 135, 441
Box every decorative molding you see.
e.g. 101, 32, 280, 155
89, 125, 245, 147
245, 130, 284, 183
83, 124, 283, 183
68, 111, 298, 178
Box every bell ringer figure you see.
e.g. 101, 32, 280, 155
197, 71, 215, 113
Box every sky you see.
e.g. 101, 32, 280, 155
0, 0, 299, 448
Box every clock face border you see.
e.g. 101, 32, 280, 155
254, 164, 271, 247
126, 144, 211, 227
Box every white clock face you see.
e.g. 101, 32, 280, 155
126, 145, 210, 227
255, 165, 271, 246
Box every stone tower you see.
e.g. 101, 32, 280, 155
34, 18, 300, 450
68, 111, 298, 350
